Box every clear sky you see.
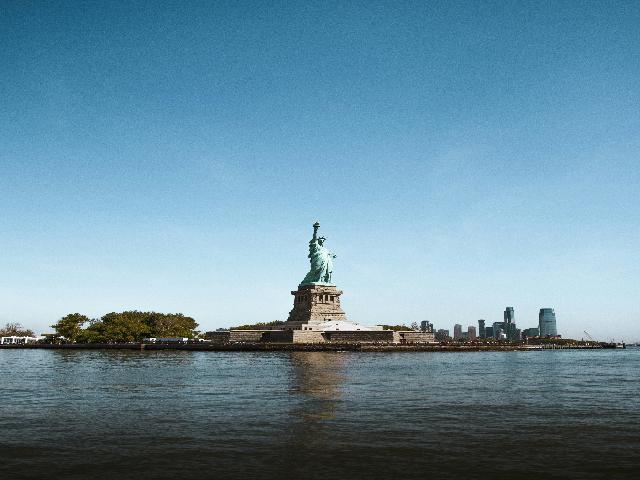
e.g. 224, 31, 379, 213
1, 1, 639, 341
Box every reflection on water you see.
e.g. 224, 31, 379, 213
288, 352, 346, 420
281, 352, 348, 462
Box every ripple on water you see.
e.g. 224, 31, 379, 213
1, 348, 639, 479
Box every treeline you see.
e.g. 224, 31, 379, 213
231, 320, 284, 330
0, 322, 35, 336
381, 324, 415, 331
51, 311, 198, 343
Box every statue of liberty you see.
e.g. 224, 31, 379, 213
300, 222, 337, 285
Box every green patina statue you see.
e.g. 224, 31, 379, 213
300, 222, 337, 286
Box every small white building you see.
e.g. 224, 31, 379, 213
1, 336, 41, 345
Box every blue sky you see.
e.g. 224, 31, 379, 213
1, 1, 639, 340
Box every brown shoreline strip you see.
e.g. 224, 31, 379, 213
0, 343, 610, 352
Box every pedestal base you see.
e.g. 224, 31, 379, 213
285, 284, 347, 328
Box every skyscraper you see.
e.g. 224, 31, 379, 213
453, 324, 462, 340
420, 321, 433, 333
539, 308, 558, 337
435, 329, 450, 342
478, 319, 486, 338
493, 321, 507, 340
504, 307, 514, 323
468, 326, 477, 341
503, 307, 519, 341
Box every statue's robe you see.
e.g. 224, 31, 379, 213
301, 240, 333, 284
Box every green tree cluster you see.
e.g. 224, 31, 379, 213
50, 313, 88, 342
51, 311, 198, 343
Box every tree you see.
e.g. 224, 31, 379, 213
77, 318, 105, 343
97, 311, 149, 343
51, 313, 89, 342
146, 312, 198, 337
410, 322, 420, 331
0, 322, 35, 336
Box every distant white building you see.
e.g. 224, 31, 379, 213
1, 336, 41, 345
142, 337, 189, 343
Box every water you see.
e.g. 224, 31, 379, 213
1, 349, 639, 479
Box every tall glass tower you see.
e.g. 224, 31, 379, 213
478, 319, 486, 338
539, 308, 557, 337
503, 307, 518, 340
504, 307, 515, 323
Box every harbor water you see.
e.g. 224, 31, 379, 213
1, 348, 639, 479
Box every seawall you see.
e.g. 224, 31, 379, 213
0, 343, 613, 352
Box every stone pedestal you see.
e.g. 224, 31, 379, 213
285, 284, 347, 329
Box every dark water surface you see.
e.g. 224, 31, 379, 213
1, 349, 639, 479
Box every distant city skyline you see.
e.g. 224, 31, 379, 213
432, 305, 559, 341
1, 2, 639, 341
